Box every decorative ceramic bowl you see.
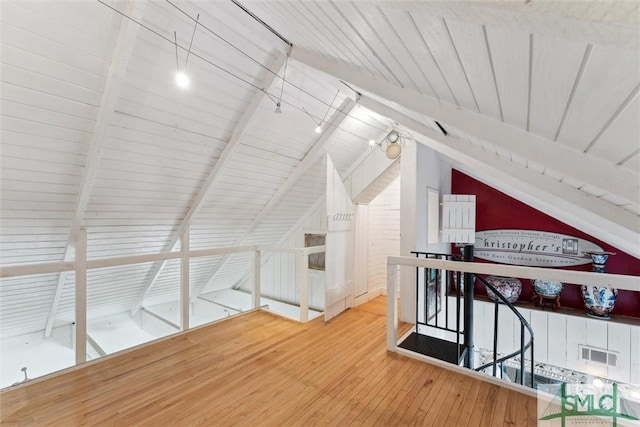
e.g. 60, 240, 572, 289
485, 276, 522, 304
533, 280, 564, 297
581, 286, 618, 319
584, 251, 616, 267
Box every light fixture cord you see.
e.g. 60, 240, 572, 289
99, 0, 387, 134
302, 107, 320, 126
320, 90, 340, 125
174, 31, 179, 72
262, 90, 279, 106
278, 54, 288, 106
184, 13, 200, 71
95, 0, 388, 141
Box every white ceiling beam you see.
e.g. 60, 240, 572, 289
370, 1, 639, 49
44, 0, 146, 337
193, 98, 357, 299
129, 51, 289, 315
361, 97, 640, 257
292, 46, 639, 207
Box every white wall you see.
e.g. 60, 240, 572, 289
367, 177, 401, 295
354, 204, 369, 298
325, 154, 355, 320
415, 143, 452, 253
345, 147, 397, 201
400, 141, 452, 322
240, 145, 400, 310
239, 202, 327, 309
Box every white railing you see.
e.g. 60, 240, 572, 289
386, 256, 640, 393
260, 245, 326, 322
0, 228, 326, 366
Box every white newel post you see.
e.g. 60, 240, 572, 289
252, 250, 261, 309
399, 139, 417, 324
299, 253, 309, 322
387, 261, 398, 352
180, 230, 189, 331
75, 228, 87, 365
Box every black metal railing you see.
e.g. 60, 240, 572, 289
412, 251, 467, 365
411, 249, 535, 388
473, 274, 535, 388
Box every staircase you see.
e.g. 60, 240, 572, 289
399, 246, 535, 388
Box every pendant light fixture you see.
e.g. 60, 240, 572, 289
275, 54, 288, 114
175, 70, 189, 88
174, 32, 189, 88
174, 14, 200, 89
302, 90, 340, 134
302, 107, 323, 133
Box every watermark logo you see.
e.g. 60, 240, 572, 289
538, 383, 640, 426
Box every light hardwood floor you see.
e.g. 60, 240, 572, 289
0, 297, 537, 426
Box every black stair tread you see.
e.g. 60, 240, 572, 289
398, 332, 464, 365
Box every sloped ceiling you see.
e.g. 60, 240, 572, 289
1, 0, 639, 336
0, 0, 390, 336
241, 0, 639, 254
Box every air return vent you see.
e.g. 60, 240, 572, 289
579, 345, 617, 366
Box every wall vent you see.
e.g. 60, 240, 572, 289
579, 345, 617, 366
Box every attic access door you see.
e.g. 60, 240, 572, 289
325, 155, 355, 321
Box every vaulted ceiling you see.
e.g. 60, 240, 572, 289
246, 0, 639, 255
1, 0, 638, 337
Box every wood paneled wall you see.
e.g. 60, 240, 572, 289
367, 177, 401, 293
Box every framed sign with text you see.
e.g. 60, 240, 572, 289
474, 229, 603, 267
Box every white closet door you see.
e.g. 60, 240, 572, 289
325, 155, 354, 321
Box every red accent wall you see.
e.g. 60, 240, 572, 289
452, 169, 640, 318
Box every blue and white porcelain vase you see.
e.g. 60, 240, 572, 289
485, 276, 522, 304
581, 251, 617, 320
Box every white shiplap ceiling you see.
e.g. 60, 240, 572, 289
245, 0, 639, 252
1, 0, 639, 337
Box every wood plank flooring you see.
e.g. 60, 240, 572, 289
0, 297, 537, 426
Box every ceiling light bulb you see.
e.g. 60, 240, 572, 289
274, 103, 282, 114
175, 72, 190, 88
369, 139, 376, 146
592, 378, 604, 388
314, 125, 322, 134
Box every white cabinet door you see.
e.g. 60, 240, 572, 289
547, 312, 568, 368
